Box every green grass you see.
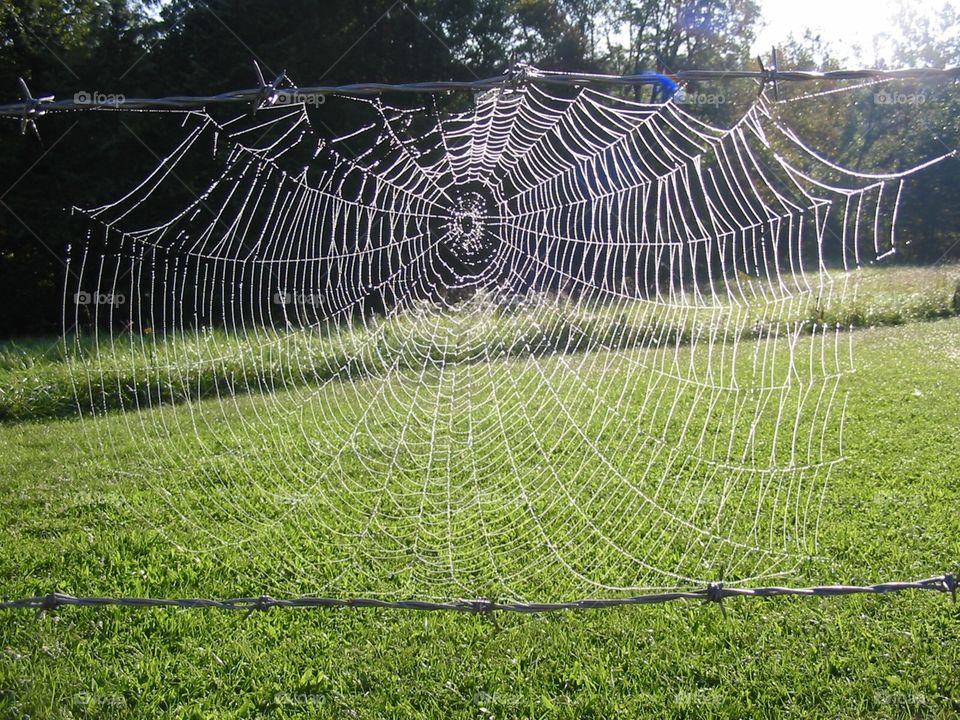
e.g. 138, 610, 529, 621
1, 265, 959, 718
1, 264, 958, 423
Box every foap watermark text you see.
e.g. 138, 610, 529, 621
74, 90, 126, 107
75, 291, 126, 306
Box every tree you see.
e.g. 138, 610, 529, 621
612, 0, 760, 73
0, 0, 159, 336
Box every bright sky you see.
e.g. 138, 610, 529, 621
146, 0, 955, 69
751, 0, 955, 64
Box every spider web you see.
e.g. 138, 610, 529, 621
63, 83, 949, 600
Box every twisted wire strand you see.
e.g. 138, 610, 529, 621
2, 65, 959, 118
3, 574, 955, 614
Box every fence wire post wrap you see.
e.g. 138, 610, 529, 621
1, 575, 955, 615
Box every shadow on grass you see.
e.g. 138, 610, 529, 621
1, 267, 958, 423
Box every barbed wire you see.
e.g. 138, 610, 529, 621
2, 574, 955, 616
2, 62, 959, 128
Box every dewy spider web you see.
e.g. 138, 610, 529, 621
64, 83, 951, 601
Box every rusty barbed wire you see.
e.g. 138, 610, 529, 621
2, 574, 955, 615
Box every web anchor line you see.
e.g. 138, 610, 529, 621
4, 575, 956, 615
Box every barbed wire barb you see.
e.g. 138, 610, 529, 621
15, 76, 52, 141
706, 582, 727, 619
944, 573, 958, 603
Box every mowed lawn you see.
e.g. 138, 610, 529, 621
1, 270, 959, 718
